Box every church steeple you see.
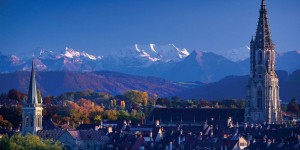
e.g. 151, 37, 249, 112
245, 0, 282, 124
254, 0, 274, 50
27, 61, 39, 104
22, 61, 43, 135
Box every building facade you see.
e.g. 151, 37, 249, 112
245, 0, 282, 124
22, 62, 43, 135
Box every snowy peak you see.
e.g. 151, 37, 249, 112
64, 47, 81, 58
132, 43, 190, 62
9, 55, 22, 65
217, 46, 250, 62
61, 47, 101, 60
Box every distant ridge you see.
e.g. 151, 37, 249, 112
0, 71, 185, 97
178, 70, 300, 102
1, 44, 300, 83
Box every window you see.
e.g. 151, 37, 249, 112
30, 115, 33, 127
257, 88, 262, 109
258, 51, 262, 64
25, 115, 29, 127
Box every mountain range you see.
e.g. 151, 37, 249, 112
1, 44, 300, 83
0, 71, 185, 97
0, 70, 299, 103
178, 70, 300, 103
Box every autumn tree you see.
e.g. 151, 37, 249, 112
120, 100, 126, 109
124, 90, 148, 107
7, 89, 24, 101
287, 98, 299, 114
0, 115, 13, 129
148, 94, 158, 106
104, 110, 119, 120
0, 106, 22, 128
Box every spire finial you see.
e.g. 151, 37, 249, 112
31, 60, 34, 71
261, 0, 266, 11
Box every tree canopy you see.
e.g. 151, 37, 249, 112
0, 134, 62, 150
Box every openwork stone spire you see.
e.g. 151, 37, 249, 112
245, 0, 282, 124
254, 0, 274, 50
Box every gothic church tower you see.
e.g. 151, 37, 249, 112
22, 62, 43, 135
245, 0, 282, 124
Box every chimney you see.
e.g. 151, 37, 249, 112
108, 126, 113, 133
199, 132, 203, 140
244, 123, 248, 130
178, 136, 181, 145
204, 121, 208, 130
156, 120, 160, 126
267, 139, 271, 147
227, 117, 232, 127
180, 129, 183, 135
150, 131, 153, 141
169, 141, 172, 150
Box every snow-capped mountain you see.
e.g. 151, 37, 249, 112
20, 47, 103, 71
99, 44, 189, 75
106, 43, 189, 63
56, 47, 101, 60
216, 46, 250, 62
131, 43, 189, 62
1, 45, 300, 83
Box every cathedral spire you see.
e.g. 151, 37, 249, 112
27, 61, 38, 104
255, 0, 273, 50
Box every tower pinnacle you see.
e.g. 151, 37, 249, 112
255, 0, 273, 50
27, 61, 39, 104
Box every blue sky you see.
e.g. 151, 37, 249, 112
0, 0, 299, 55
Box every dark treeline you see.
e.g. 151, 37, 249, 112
0, 89, 299, 130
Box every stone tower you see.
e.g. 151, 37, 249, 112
22, 62, 43, 135
244, 0, 282, 124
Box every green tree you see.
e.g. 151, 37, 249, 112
94, 115, 102, 123
118, 110, 130, 120
0, 134, 62, 150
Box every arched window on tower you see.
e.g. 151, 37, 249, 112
30, 115, 33, 127
258, 51, 262, 64
257, 87, 263, 109
37, 117, 40, 127
25, 115, 29, 127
